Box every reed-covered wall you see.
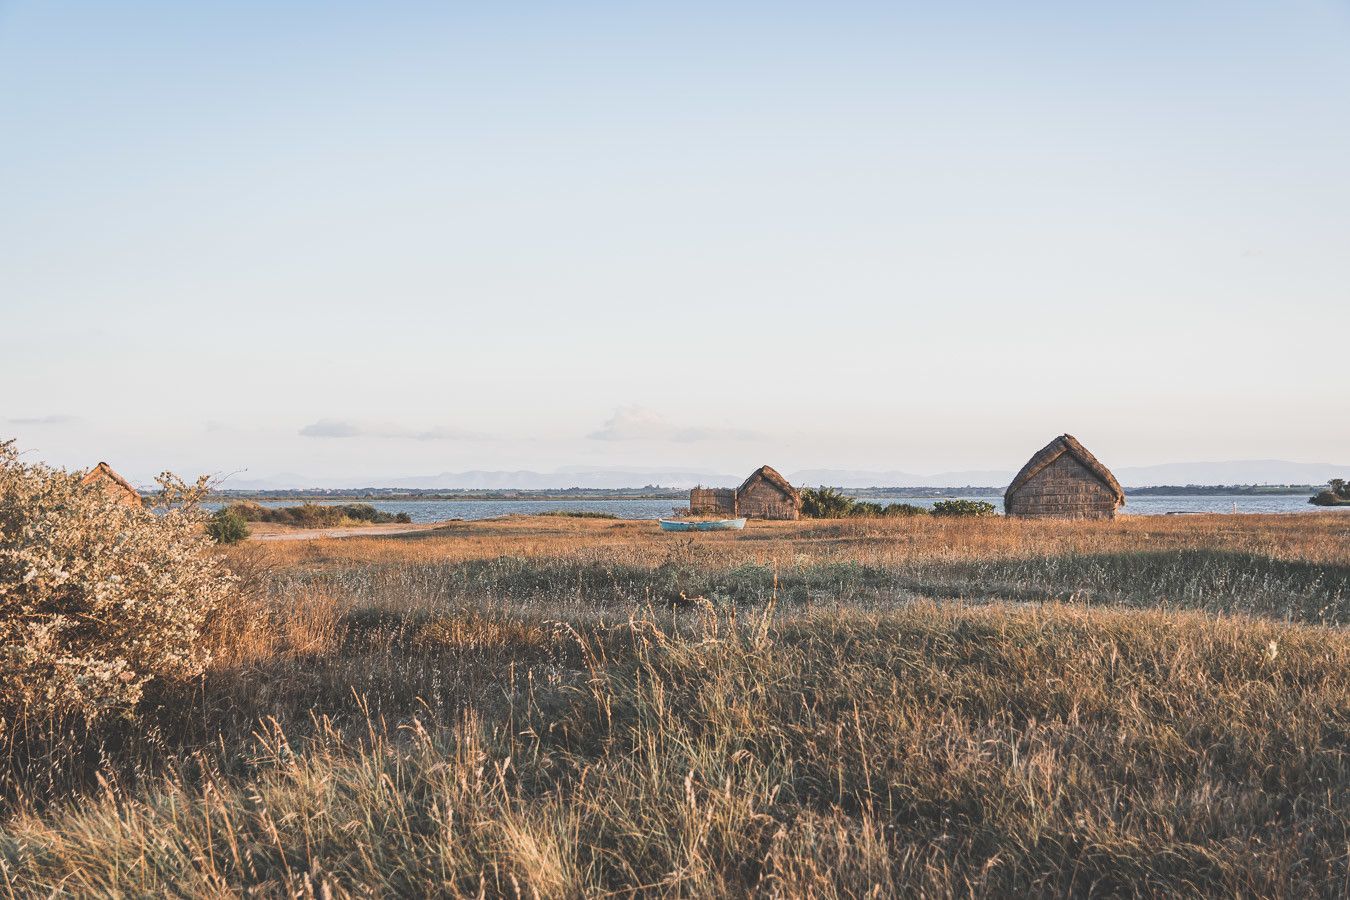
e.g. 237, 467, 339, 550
1005, 435, 1125, 520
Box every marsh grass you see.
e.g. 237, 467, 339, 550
2, 514, 1349, 896
1, 602, 1347, 897
272, 547, 1350, 627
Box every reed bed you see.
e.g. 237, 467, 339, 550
1, 514, 1348, 897
250, 511, 1350, 570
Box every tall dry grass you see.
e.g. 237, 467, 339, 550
1, 602, 1347, 897
0, 514, 1348, 896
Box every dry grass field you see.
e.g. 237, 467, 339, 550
2, 513, 1349, 897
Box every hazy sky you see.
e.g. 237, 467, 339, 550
3, 1, 1348, 483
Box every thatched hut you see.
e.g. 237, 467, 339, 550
689, 487, 737, 516
736, 465, 801, 520
1004, 435, 1124, 519
80, 462, 143, 509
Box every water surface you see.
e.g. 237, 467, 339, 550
204, 494, 1336, 524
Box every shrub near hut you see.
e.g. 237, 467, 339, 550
800, 487, 935, 519
931, 499, 997, 517
0, 441, 232, 728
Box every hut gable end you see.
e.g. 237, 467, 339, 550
80, 462, 144, 509
735, 465, 801, 520
1004, 435, 1124, 520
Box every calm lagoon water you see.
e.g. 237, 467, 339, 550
204, 494, 1335, 524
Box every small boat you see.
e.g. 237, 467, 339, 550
658, 518, 747, 532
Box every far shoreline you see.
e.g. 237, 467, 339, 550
196, 484, 1325, 504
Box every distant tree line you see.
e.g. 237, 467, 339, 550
220, 502, 412, 527
1127, 485, 1320, 496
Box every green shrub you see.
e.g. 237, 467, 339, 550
847, 501, 886, 518
206, 508, 251, 544
931, 499, 997, 518
881, 503, 929, 517
800, 487, 856, 519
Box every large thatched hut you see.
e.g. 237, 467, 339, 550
80, 461, 143, 509
735, 465, 801, 520
1004, 435, 1124, 519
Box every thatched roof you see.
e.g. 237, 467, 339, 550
1005, 435, 1124, 505
738, 465, 799, 500
80, 462, 143, 507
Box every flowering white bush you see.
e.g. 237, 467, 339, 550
0, 440, 232, 728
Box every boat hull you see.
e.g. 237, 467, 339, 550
659, 518, 747, 532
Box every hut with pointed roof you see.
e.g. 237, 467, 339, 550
80, 462, 144, 509
1004, 435, 1124, 519
687, 465, 802, 520
735, 465, 801, 520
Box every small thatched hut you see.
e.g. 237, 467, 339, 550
736, 465, 801, 520
689, 487, 737, 516
1004, 435, 1124, 519
80, 461, 143, 509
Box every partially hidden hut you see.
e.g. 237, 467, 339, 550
689, 486, 737, 516
688, 465, 802, 520
80, 461, 144, 509
1004, 435, 1124, 520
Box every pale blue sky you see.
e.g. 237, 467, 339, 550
3, 1, 1348, 482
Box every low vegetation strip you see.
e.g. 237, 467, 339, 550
0, 602, 1346, 896
271, 548, 1350, 627
224, 500, 412, 526
798, 486, 997, 518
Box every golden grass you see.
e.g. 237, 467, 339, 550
242, 511, 1350, 571
3, 602, 1348, 897
2, 513, 1349, 897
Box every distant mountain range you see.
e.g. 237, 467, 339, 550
218, 459, 1350, 491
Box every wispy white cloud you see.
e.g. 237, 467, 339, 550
7, 414, 79, 426
588, 406, 763, 443
299, 419, 488, 441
